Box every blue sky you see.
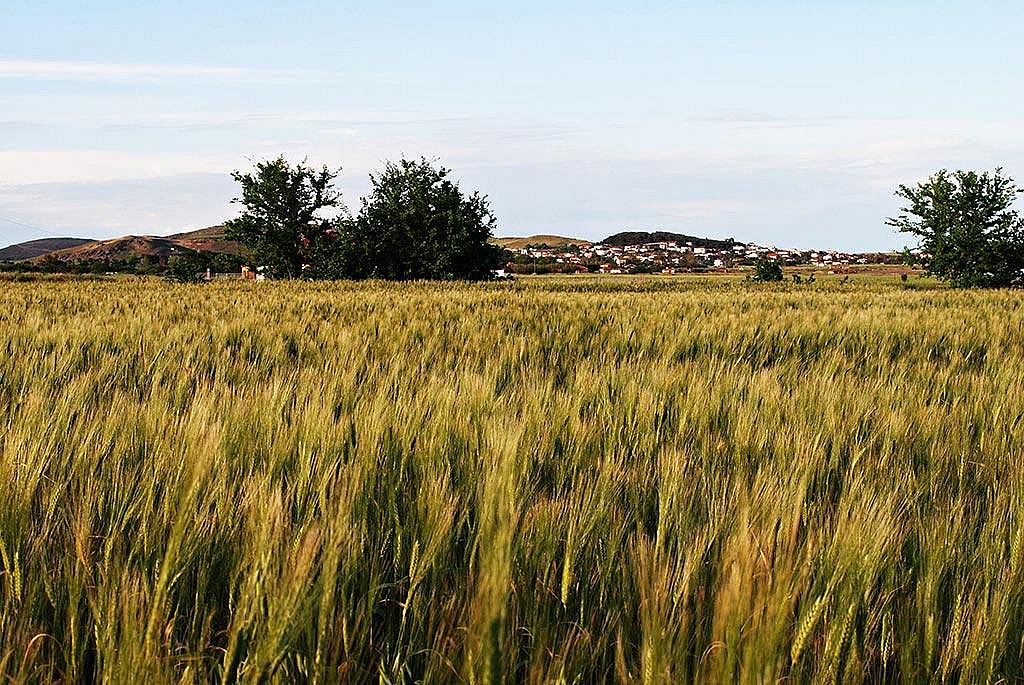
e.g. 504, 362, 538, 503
2, 1, 1022, 250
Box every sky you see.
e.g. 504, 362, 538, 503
2, 1, 1023, 251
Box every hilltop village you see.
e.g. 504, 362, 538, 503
502, 231, 904, 275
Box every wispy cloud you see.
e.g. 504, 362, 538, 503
0, 173, 236, 238
0, 149, 238, 184
649, 199, 754, 220
690, 109, 847, 129
0, 120, 46, 131
693, 110, 788, 124
0, 60, 344, 84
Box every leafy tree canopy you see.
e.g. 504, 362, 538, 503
338, 158, 502, 280
887, 168, 1024, 288
224, 157, 346, 279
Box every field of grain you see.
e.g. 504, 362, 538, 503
1, 276, 1023, 683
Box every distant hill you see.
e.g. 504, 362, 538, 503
0, 237, 94, 261
0, 226, 242, 264
40, 235, 201, 263
601, 231, 740, 249
492, 235, 592, 250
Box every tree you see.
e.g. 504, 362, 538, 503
752, 257, 783, 282
339, 158, 502, 280
225, 156, 346, 279
886, 168, 1024, 288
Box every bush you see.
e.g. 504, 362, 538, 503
752, 257, 784, 282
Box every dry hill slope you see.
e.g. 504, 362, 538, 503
39, 236, 196, 263
169, 225, 240, 255
0, 237, 94, 261
9, 226, 241, 263
491, 235, 591, 250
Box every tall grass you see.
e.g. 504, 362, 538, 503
1, 276, 1022, 682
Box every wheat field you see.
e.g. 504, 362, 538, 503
1, 276, 1023, 683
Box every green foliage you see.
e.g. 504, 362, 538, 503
887, 168, 1024, 287
5, 277, 1024, 682
224, 156, 346, 279
164, 252, 247, 283
224, 156, 502, 281
752, 257, 784, 281
208, 252, 245, 274
164, 253, 206, 283
337, 157, 502, 280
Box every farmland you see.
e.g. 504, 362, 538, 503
1, 276, 1023, 682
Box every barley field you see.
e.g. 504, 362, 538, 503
1, 276, 1023, 683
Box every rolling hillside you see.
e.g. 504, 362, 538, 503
169, 225, 241, 255
40, 236, 197, 263
491, 235, 592, 250
601, 231, 739, 249
0, 237, 94, 261
0, 226, 241, 263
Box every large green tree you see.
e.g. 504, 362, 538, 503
225, 156, 345, 279
339, 158, 502, 280
887, 168, 1024, 287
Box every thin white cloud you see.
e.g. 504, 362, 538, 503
688, 110, 848, 129
0, 149, 237, 184
650, 200, 754, 220
0, 173, 237, 238
0, 60, 336, 84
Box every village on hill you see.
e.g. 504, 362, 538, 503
500, 232, 904, 275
